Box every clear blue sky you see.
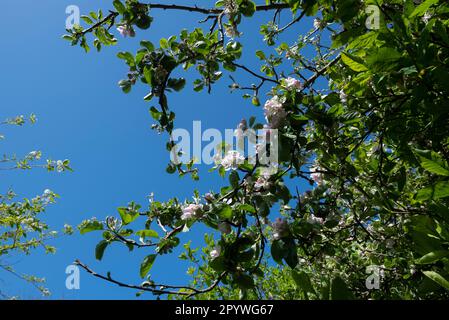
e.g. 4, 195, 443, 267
0, 0, 315, 299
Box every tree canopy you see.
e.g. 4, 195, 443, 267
60, 0, 449, 299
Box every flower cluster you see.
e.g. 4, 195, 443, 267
215, 150, 245, 171
310, 164, 324, 185
254, 169, 274, 191
210, 245, 221, 259
283, 77, 303, 91
117, 25, 135, 37
264, 96, 287, 129
26, 151, 41, 160
224, 24, 240, 38
307, 214, 324, 225
313, 18, 325, 30
47, 159, 69, 173
181, 203, 203, 221
339, 89, 347, 104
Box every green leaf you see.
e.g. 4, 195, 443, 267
284, 239, 298, 268
117, 207, 139, 225
217, 205, 233, 220
292, 270, 315, 294
423, 271, 449, 291
210, 256, 227, 272
167, 78, 186, 91
229, 170, 240, 188
140, 40, 155, 52
330, 276, 354, 300
79, 220, 103, 234
255, 50, 266, 60
416, 181, 449, 201
136, 229, 159, 239
117, 51, 135, 66
416, 250, 449, 264
81, 15, 94, 24
143, 67, 152, 86
271, 240, 286, 264
341, 52, 368, 72
140, 254, 157, 278
366, 47, 402, 71
416, 153, 449, 176
135, 15, 153, 30
113, 0, 127, 14
236, 203, 256, 213
95, 240, 109, 261
409, 0, 439, 18
160, 38, 169, 49
234, 273, 255, 289
239, 0, 256, 17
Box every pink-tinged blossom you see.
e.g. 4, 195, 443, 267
204, 193, 215, 203
264, 96, 287, 128
210, 245, 221, 259
220, 150, 245, 171
283, 77, 303, 91
181, 204, 202, 221
117, 25, 135, 37
310, 165, 324, 185
254, 176, 271, 191
307, 214, 324, 225
254, 169, 274, 191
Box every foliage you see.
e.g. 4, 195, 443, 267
0, 115, 72, 299
68, 0, 449, 299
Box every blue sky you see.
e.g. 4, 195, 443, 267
0, 0, 316, 299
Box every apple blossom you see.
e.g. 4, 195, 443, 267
210, 245, 221, 259
219, 150, 245, 171
283, 77, 303, 91
181, 203, 203, 220
264, 96, 287, 129
117, 25, 135, 37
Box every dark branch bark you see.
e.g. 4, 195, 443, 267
147, 3, 291, 15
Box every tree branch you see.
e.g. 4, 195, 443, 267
147, 3, 291, 15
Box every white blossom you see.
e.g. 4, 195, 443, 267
422, 12, 432, 24
219, 150, 245, 171
339, 89, 348, 104
224, 25, 240, 38
181, 204, 202, 221
27, 151, 41, 160
117, 25, 135, 37
307, 214, 324, 225
313, 18, 323, 30
310, 165, 324, 185
56, 160, 64, 172
254, 176, 271, 191
210, 245, 221, 259
254, 169, 274, 191
283, 77, 303, 91
285, 47, 298, 60
264, 96, 287, 128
